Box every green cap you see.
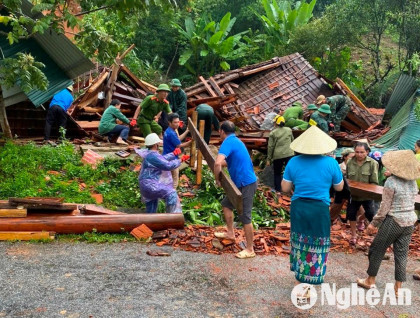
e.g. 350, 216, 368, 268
156, 84, 171, 92
169, 78, 182, 87
307, 104, 318, 110
318, 104, 331, 114
292, 101, 303, 107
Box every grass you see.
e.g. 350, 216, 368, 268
0, 141, 282, 234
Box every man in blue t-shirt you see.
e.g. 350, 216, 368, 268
214, 121, 257, 259
163, 113, 191, 188
44, 86, 74, 145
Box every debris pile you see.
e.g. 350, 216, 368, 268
151, 223, 420, 258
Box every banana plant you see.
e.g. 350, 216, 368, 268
256, 0, 316, 47
177, 12, 250, 75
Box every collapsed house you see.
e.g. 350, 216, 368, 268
184, 53, 383, 149
66, 53, 385, 151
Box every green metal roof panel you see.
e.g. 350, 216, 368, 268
21, 1, 94, 79
385, 74, 417, 116
375, 91, 420, 150
0, 34, 72, 106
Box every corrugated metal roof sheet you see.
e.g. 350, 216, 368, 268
0, 34, 73, 106
385, 74, 417, 116
0, 1, 93, 106
374, 90, 420, 150
21, 1, 93, 79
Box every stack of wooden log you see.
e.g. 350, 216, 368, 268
0, 197, 184, 238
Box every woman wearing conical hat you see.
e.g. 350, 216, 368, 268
281, 126, 344, 285
357, 150, 420, 296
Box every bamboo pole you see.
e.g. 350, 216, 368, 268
190, 111, 198, 168
196, 120, 205, 185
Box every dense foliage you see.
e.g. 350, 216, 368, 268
0, 142, 284, 227
3, 0, 420, 107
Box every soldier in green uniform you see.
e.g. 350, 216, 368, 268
309, 104, 331, 133
303, 103, 318, 121
167, 79, 188, 133
196, 104, 220, 144
283, 101, 309, 130
137, 84, 172, 137
326, 95, 351, 132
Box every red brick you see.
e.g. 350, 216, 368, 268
130, 224, 153, 240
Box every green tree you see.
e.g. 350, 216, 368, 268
255, 0, 316, 54
177, 12, 251, 77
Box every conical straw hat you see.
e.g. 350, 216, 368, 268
381, 150, 420, 180
290, 125, 337, 155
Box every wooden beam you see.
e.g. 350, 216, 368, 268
0, 231, 55, 241
239, 62, 281, 77
0, 214, 185, 234
199, 76, 218, 97
185, 74, 240, 97
187, 95, 236, 108
196, 120, 205, 185
0, 209, 27, 218
346, 112, 370, 130
209, 77, 224, 96
336, 78, 369, 111
347, 180, 420, 210
120, 65, 155, 93
190, 111, 198, 168
223, 83, 236, 95
341, 120, 361, 133
104, 63, 121, 109
188, 118, 243, 214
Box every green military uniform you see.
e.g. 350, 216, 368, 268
167, 89, 187, 123
196, 104, 220, 144
98, 106, 130, 135
283, 105, 308, 130
346, 157, 379, 200
137, 95, 172, 137
327, 95, 350, 132
267, 127, 294, 163
310, 111, 329, 133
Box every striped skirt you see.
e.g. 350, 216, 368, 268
290, 198, 331, 285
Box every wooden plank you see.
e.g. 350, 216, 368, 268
188, 118, 243, 214
104, 63, 121, 109
346, 111, 370, 130
187, 95, 236, 108
0, 209, 27, 218
341, 120, 361, 133
112, 92, 143, 104
9, 197, 64, 206
185, 74, 240, 97
229, 82, 239, 89
76, 121, 100, 130
209, 76, 224, 96
0, 231, 55, 241
196, 120, 205, 185
190, 111, 198, 168
347, 180, 420, 210
199, 76, 218, 97
239, 61, 281, 77
120, 65, 156, 93
336, 78, 369, 111
223, 83, 236, 95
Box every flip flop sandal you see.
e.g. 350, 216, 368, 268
357, 278, 376, 289
413, 274, 420, 281
349, 237, 357, 245
357, 221, 365, 231
214, 232, 235, 240
235, 250, 256, 259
